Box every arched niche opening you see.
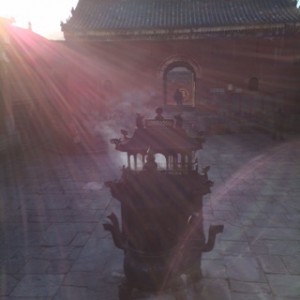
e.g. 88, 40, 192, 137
155, 153, 167, 170
163, 62, 196, 107
127, 153, 146, 170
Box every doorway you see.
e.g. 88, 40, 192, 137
163, 62, 196, 107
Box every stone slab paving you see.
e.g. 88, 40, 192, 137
0, 133, 299, 299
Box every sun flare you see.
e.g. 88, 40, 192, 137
0, 0, 78, 39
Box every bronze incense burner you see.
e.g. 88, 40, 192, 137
104, 109, 223, 299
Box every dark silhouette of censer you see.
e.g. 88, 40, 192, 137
104, 108, 223, 299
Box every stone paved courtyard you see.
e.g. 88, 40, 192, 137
0, 132, 300, 299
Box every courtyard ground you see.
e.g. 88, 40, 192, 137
0, 130, 299, 299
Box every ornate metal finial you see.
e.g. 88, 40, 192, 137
154, 107, 164, 121
136, 113, 144, 129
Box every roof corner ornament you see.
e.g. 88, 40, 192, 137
120, 129, 129, 140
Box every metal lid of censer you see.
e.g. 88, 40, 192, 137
110, 107, 204, 173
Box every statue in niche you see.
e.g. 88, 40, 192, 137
174, 88, 183, 106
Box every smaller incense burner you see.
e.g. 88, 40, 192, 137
104, 108, 223, 299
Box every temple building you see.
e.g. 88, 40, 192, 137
61, 0, 300, 131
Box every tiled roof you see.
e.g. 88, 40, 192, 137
64, 0, 300, 32
7, 26, 64, 64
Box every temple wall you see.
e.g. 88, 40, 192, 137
66, 35, 300, 113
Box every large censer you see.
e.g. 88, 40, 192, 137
104, 108, 223, 299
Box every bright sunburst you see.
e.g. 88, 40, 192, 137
0, 0, 78, 39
